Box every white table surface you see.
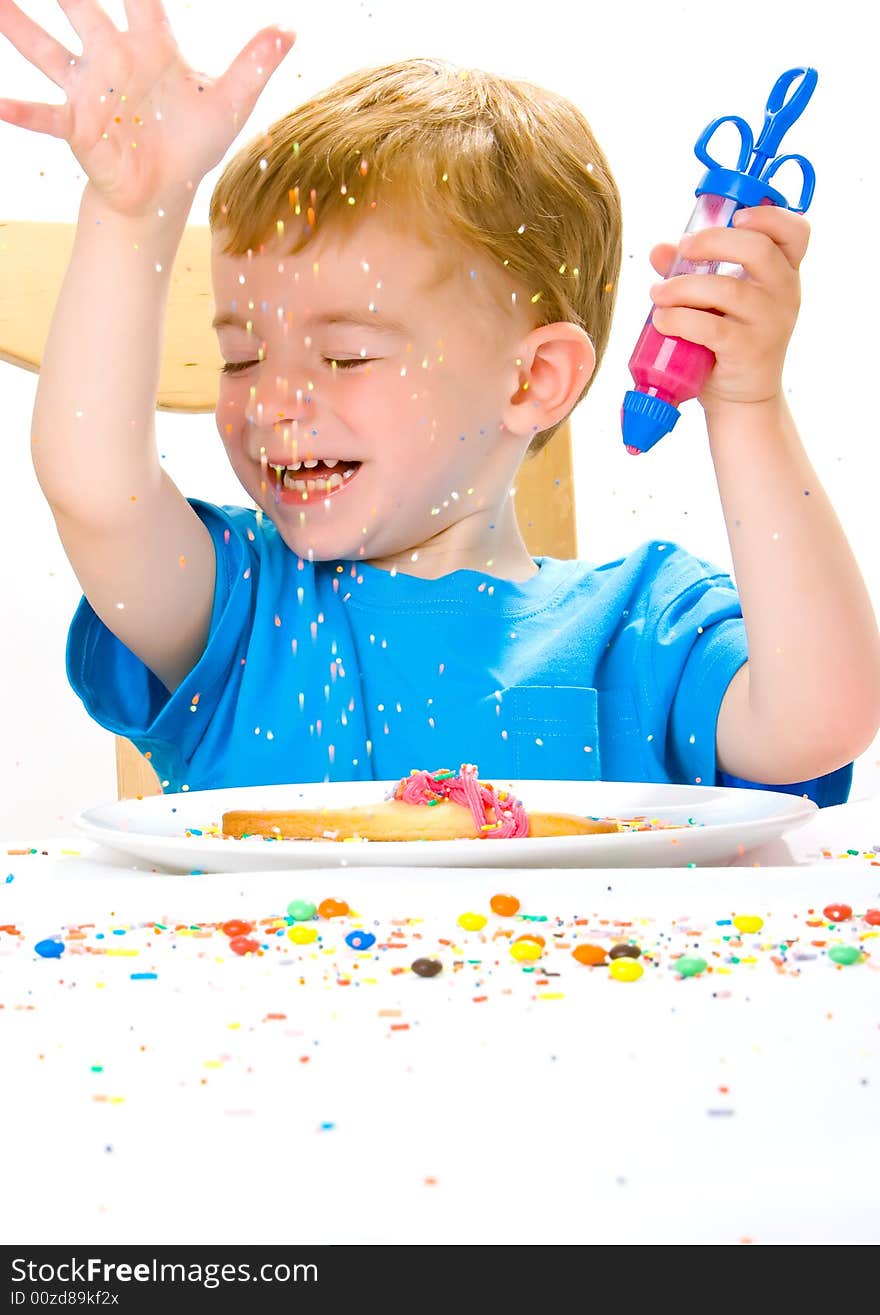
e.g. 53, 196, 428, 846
2, 796, 878, 1246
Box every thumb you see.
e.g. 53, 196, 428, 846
219, 26, 297, 119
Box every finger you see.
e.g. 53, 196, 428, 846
0, 95, 69, 138
122, 0, 169, 29
681, 210, 809, 275
732, 205, 810, 270
649, 305, 729, 355
55, 0, 117, 45
217, 26, 296, 116
0, 0, 77, 89
651, 271, 766, 321
649, 242, 678, 277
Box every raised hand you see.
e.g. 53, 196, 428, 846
0, 0, 296, 216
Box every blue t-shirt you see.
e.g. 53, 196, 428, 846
66, 499, 851, 806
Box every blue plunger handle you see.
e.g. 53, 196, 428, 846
749, 67, 818, 175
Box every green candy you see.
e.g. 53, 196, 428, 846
828, 945, 862, 966
675, 956, 707, 977
286, 899, 317, 922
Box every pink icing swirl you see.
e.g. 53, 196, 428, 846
391, 764, 529, 839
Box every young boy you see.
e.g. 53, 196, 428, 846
3, 2, 879, 804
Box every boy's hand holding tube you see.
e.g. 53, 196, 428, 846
0, 0, 296, 217
646, 205, 808, 418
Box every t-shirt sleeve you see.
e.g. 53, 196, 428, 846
660, 558, 853, 809
65, 499, 255, 792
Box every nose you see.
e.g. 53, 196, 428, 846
245, 378, 311, 430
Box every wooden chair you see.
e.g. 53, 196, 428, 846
0, 218, 578, 800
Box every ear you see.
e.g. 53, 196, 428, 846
501, 322, 596, 439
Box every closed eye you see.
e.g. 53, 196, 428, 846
220, 358, 376, 375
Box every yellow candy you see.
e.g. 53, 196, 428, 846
733, 914, 764, 934
287, 925, 319, 945
510, 939, 542, 962
609, 958, 643, 982
457, 912, 487, 932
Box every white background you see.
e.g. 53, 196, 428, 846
1, 0, 877, 837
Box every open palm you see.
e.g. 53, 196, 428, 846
0, 0, 296, 215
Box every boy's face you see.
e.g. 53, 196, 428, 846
210, 213, 538, 567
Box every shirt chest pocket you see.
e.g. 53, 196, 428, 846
499, 685, 600, 781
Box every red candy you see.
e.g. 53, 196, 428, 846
220, 919, 254, 938
228, 935, 260, 956
823, 903, 852, 923
863, 909, 880, 926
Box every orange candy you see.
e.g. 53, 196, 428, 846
317, 898, 350, 919
220, 919, 254, 938
572, 943, 607, 966
490, 893, 521, 917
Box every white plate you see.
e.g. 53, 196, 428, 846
73, 778, 818, 872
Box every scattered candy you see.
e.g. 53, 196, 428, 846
286, 900, 317, 922
572, 943, 606, 966
828, 946, 862, 966
317, 898, 350, 919
228, 936, 260, 956
675, 956, 708, 977
489, 893, 520, 916
510, 939, 542, 962
34, 938, 64, 959
609, 943, 642, 960
220, 919, 253, 938
411, 957, 443, 977
287, 925, 318, 945
345, 931, 376, 950
609, 958, 644, 982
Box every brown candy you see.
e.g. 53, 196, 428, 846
609, 943, 642, 960
411, 957, 443, 977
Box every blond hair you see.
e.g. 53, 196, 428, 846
209, 57, 622, 456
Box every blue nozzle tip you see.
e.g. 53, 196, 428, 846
621, 390, 681, 453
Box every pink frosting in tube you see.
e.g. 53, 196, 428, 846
391, 764, 529, 839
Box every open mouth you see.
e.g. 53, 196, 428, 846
261, 458, 363, 502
